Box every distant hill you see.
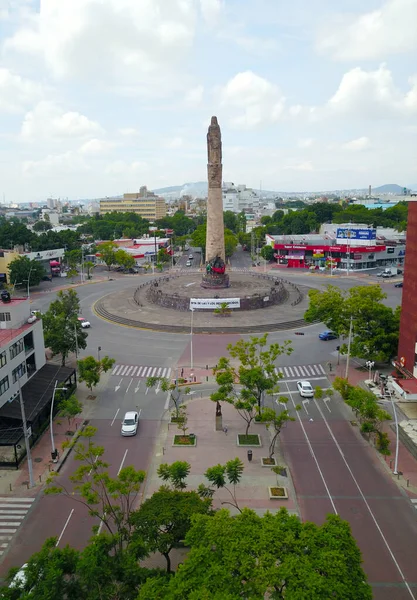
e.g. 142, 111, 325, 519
372, 184, 406, 194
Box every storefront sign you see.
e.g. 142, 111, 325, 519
287, 252, 305, 260
336, 228, 376, 241
274, 243, 385, 253
353, 254, 362, 260
190, 298, 240, 310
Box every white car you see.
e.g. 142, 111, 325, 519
186, 260, 192, 267
78, 317, 91, 328
297, 380, 314, 398
121, 411, 139, 436
188, 254, 193, 260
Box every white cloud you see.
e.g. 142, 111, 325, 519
327, 65, 415, 117
220, 71, 285, 129
165, 137, 183, 149
317, 0, 417, 60
78, 139, 114, 155
105, 160, 148, 176
23, 151, 90, 177
21, 101, 104, 140
284, 161, 314, 172
4, 0, 196, 87
0, 67, 44, 113
200, 0, 223, 27
342, 137, 371, 151
118, 127, 140, 137
185, 85, 204, 107
298, 138, 314, 148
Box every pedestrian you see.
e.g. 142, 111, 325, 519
180, 368, 184, 377
328, 362, 333, 372
223, 426, 228, 435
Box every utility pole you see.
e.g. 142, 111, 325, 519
345, 315, 353, 380
74, 324, 79, 358
18, 377, 34, 488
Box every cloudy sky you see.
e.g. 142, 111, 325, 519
0, 0, 416, 202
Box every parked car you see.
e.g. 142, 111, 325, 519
121, 411, 139, 436
188, 254, 193, 260
297, 380, 314, 398
78, 317, 91, 328
42, 275, 52, 282
319, 331, 338, 341
186, 260, 192, 267
394, 282, 403, 288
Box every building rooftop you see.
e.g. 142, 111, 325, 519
0, 320, 35, 347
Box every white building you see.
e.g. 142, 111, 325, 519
222, 183, 260, 214
0, 294, 76, 467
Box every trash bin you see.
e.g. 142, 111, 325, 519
247, 449, 253, 462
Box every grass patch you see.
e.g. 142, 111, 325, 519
269, 486, 287, 498
238, 434, 261, 446
173, 435, 196, 446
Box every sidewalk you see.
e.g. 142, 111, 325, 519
141, 396, 299, 570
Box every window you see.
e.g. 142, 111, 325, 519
10, 339, 24, 360
12, 362, 26, 383
0, 312, 11, 322
0, 375, 9, 396
0, 351, 6, 368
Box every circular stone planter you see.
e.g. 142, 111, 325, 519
268, 486, 288, 499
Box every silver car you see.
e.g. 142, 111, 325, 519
121, 411, 139, 436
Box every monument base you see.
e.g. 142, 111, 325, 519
201, 272, 230, 289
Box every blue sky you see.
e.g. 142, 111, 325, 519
0, 0, 416, 202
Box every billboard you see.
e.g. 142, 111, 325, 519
336, 228, 376, 241
190, 298, 240, 310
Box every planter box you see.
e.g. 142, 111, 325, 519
237, 434, 262, 447
261, 457, 277, 467
173, 434, 197, 447
268, 486, 288, 500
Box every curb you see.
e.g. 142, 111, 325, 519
55, 420, 88, 473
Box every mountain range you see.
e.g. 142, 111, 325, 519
152, 182, 415, 199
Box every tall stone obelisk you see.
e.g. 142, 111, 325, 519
202, 116, 229, 288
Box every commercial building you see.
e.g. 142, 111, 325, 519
93, 236, 172, 266
396, 202, 417, 383
0, 294, 76, 467
0, 248, 65, 284
266, 224, 405, 271
99, 186, 167, 220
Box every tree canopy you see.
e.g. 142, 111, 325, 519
8, 256, 46, 287
304, 284, 401, 362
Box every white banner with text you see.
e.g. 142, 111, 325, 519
189, 298, 240, 310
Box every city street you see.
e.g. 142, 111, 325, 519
0, 262, 415, 597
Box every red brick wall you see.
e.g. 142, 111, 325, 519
398, 202, 417, 373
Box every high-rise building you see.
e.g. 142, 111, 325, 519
222, 183, 260, 214
100, 186, 167, 220
397, 202, 417, 379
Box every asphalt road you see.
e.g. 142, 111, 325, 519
0, 264, 411, 593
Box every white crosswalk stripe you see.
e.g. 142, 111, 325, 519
111, 364, 172, 379
274, 364, 328, 381
0, 497, 34, 557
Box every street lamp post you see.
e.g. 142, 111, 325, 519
190, 308, 194, 377
98, 346, 101, 362
345, 315, 354, 380
365, 360, 375, 382
50, 380, 68, 462
24, 264, 34, 302
388, 389, 400, 475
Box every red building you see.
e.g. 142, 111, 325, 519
397, 202, 417, 380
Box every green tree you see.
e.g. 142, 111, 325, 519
64, 249, 82, 268
98, 241, 117, 270
304, 284, 401, 362
198, 458, 244, 513
157, 509, 372, 600
33, 220, 53, 232
77, 356, 115, 395
8, 255, 46, 288
84, 260, 95, 279
157, 461, 191, 491
146, 376, 190, 420
259, 404, 297, 459
42, 290, 88, 366
114, 249, 135, 269
190, 224, 206, 256
131, 489, 211, 573
223, 211, 238, 233
211, 334, 292, 433
157, 248, 170, 263
0, 216, 36, 249
59, 394, 83, 432
260, 245, 274, 261
46, 426, 146, 552
224, 229, 238, 258
67, 267, 78, 282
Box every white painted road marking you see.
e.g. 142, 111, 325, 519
111, 408, 120, 426
126, 378, 133, 393
56, 509, 74, 547
117, 450, 128, 475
